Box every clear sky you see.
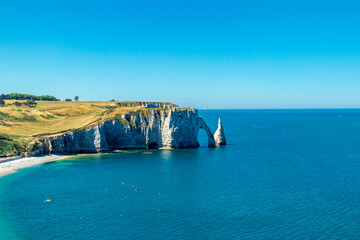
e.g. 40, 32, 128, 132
1, 0, 359, 109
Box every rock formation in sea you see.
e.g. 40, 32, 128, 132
214, 118, 226, 145
29, 108, 222, 155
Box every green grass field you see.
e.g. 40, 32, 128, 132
0, 100, 178, 156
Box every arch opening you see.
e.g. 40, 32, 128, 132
198, 128, 208, 147
198, 117, 216, 148
147, 142, 159, 149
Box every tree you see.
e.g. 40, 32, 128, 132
25, 100, 37, 107
0, 99, 4, 107
74, 96, 79, 101
0, 93, 59, 101
65, 98, 72, 101
13, 101, 22, 107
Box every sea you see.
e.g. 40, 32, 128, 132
0, 109, 360, 239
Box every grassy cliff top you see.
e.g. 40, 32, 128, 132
0, 100, 186, 156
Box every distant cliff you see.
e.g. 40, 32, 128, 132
28, 108, 224, 155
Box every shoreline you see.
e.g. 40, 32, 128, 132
0, 154, 74, 178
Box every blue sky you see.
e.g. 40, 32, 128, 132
1, 0, 359, 108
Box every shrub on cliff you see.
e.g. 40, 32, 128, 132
0, 133, 25, 156
13, 101, 22, 107
25, 100, 37, 107
0, 99, 4, 107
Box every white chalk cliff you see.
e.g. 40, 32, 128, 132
31, 108, 222, 155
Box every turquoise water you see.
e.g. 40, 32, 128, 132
1, 109, 360, 239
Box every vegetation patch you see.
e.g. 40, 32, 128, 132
0, 111, 10, 119
13, 113, 38, 122
40, 114, 57, 119
0, 133, 25, 156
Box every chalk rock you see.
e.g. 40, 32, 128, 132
214, 118, 226, 145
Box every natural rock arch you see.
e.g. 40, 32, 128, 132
198, 117, 216, 148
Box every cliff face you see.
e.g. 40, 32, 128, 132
32, 108, 217, 155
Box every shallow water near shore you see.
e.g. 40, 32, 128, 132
1, 109, 360, 239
